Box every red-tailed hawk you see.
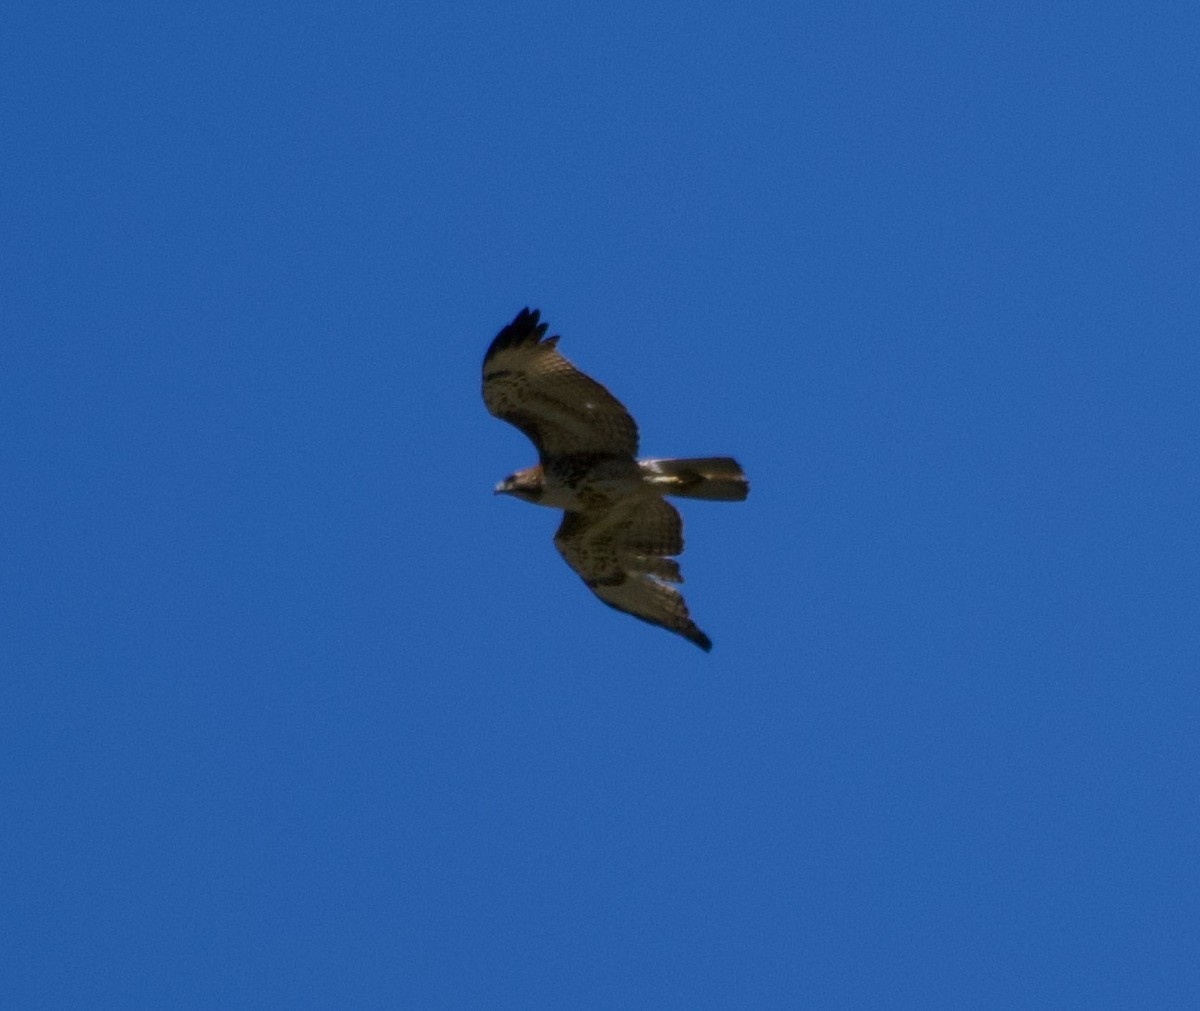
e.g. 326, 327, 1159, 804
483, 307, 749, 651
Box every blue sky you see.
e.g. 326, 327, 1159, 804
4, 2, 1198, 1006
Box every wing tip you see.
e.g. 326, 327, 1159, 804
483, 306, 552, 363
688, 628, 714, 652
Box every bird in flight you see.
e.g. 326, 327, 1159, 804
482, 307, 748, 651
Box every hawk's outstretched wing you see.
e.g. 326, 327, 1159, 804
482, 308, 639, 461
553, 498, 712, 652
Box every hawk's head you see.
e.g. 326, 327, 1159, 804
494, 464, 545, 503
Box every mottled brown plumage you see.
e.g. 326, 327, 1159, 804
483, 308, 748, 651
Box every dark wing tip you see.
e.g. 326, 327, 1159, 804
483, 307, 551, 364
689, 628, 713, 652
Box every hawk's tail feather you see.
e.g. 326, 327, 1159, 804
642, 457, 749, 501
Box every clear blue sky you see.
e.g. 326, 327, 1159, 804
4, 3, 1198, 1007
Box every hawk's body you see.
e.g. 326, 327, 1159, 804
483, 308, 748, 651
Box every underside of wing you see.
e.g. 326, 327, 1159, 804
482, 308, 639, 460
554, 499, 712, 651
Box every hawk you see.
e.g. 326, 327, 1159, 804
482, 307, 749, 651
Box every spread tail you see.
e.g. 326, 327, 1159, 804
641, 457, 749, 501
